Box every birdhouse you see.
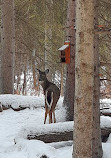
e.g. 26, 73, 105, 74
58, 41, 70, 64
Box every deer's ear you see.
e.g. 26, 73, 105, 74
45, 69, 49, 74
36, 68, 41, 73
36, 68, 40, 72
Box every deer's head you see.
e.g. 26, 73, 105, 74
37, 69, 49, 82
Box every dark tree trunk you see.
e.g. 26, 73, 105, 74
92, 0, 103, 157
1, 0, 15, 94
63, 0, 75, 121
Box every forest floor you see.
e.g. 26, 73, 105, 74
0, 95, 111, 158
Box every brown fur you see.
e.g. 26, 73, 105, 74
37, 69, 60, 124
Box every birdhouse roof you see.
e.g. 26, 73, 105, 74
58, 44, 69, 51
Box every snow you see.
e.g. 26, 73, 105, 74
0, 94, 63, 110
0, 95, 111, 158
100, 116, 111, 128
58, 45, 69, 51
16, 121, 73, 140
102, 142, 111, 158
100, 98, 111, 109
0, 94, 44, 109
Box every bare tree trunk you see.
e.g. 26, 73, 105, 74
1, 0, 15, 94
73, 0, 95, 157
22, 56, 27, 95
92, 0, 103, 157
14, 53, 21, 94
16, 73, 21, 95
22, 69, 26, 95
32, 50, 37, 89
63, 0, 75, 121
60, 64, 64, 96
44, 0, 53, 70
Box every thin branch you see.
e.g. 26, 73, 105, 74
101, 0, 111, 5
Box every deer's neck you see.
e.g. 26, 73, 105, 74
41, 78, 50, 93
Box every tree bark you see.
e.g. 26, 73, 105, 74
63, 0, 75, 121
101, 0, 111, 5
1, 0, 15, 94
44, 0, 53, 70
32, 54, 37, 89
60, 64, 64, 96
92, 0, 103, 157
73, 0, 96, 157
22, 68, 27, 95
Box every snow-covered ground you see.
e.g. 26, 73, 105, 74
0, 95, 111, 158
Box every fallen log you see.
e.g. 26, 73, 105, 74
101, 127, 111, 142
0, 94, 46, 112
100, 107, 111, 117
1, 105, 28, 112
11, 106, 29, 111
101, 112, 111, 117
27, 122, 73, 143
26, 122, 111, 143
28, 130, 73, 143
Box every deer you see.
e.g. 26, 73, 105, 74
37, 69, 60, 124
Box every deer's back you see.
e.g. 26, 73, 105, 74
45, 82, 60, 103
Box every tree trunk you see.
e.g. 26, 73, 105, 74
32, 50, 37, 90
63, 0, 75, 121
44, 0, 53, 70
60, 64, 64, 96
22, 56, 27, 95
1, 0, 15, 94
92, 0, 103, 157
22, 69, 27, 95
73, 0, 95, 157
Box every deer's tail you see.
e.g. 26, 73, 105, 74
46, 91, 53, 109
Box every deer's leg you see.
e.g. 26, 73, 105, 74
49, 110, 52, 123
53, 111, 56, 123
44, 106, 48, 124
49, 113, 51, 124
